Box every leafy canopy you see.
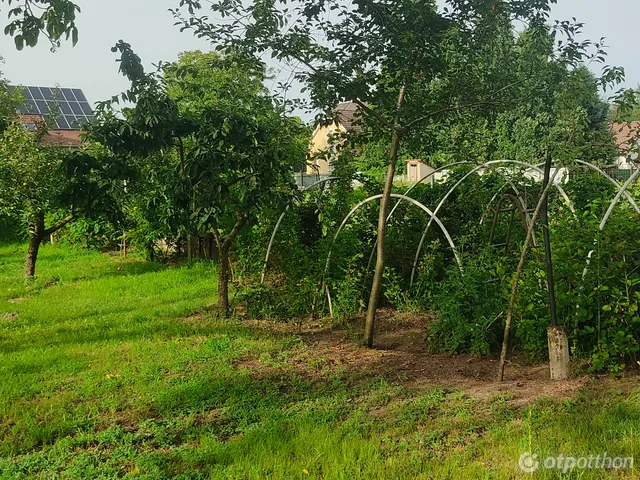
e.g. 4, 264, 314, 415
89, 44, 309, 240
0, 119, 125, 235
1, 0, 80, 50
173, 0, 625, 164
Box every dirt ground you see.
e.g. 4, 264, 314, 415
238, 309, 639, 406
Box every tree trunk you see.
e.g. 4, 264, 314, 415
218, 244, 231, 315
25, 212, 45, 279
365, 86, 406, 348
187, 236, 194, 261
212, 213, 248, 317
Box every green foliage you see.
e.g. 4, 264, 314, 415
609, 87, 640, 122
331, 254, 368, 320
563, 169, 616, 211
418, 174, 640, 371
0, 123, 125, 243
2, 0, 80, 50
572, 209, 640, 372
427, 246, 510, 355
0, 76, 22, 134
89, 46, 309, 309
383, 268, 423, 313
90, 46, 307, 241
55, 217, 121, 250
175, 0, 626, 172
233, 155, 640, 373
1, 244, 640, 478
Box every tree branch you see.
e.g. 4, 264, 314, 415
43, 215, 74, 237
402, 80, 524, 131
225, 173, 256, 188
212, 228, 223, 250
352, 99, 395, 131
402, 100, 498, 131
223, 212, 248, 248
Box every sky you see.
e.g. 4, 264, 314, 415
1, 0, 638, 116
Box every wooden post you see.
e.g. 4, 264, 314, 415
548, 326, 570, 380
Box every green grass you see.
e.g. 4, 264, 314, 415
0, 243, 639, 479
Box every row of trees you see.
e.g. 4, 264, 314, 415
0, 45, 307, 312
0, 0, 636, 347
171, 0, 629, 345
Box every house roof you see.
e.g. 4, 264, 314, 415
18, 114, 83, 148
405, 158, 435, 167
335, 102, 361, 132
11, 85, 94, 131
42, 130, 83, 147
611, 121, 640, 152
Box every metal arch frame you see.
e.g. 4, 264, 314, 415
573, 169, 640, 329
526, 159, 640, 313
365, 161, 473, 273
482, 178, 537, 228
579, 168, 640, 281
365, 161, 561, 279
366, 169, 539, 275
410, 175, 539, 284
481, 180, 542, 256
489, 193, 519, 249
532, 159, 640, 214
260, 176, 339, 284
409, 160, 577, 284
320, 194, 463, 297
481, 183, 512, 225
570, 160, 640, 214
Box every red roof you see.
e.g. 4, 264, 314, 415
19, 114, 82, 148
41, 130, 82, 147
610, 122, 640, 153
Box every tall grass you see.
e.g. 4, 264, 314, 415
0, 243, 638, 479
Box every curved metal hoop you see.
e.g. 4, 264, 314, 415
409, 159, 577, 284
573, 160, 640, 214
321, 193, 463, 294
580, 168, 640, 281
573, 168, 640, 326
482, 183, 512, 225
365, 161, 473, 273
533, 159, 640, 214
260, 176, 338, 284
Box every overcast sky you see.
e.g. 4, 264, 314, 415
1, 0, 638, 117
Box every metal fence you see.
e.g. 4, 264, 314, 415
293, 166, 638, 190
293, 173, 334, 189
568, 166, 636, 183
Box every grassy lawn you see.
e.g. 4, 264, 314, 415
0, 243, 639, 479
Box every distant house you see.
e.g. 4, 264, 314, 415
405, 159, 445, 185
10, 85, 94, 148
307, 102, 361, 174
610, 121, 640, 170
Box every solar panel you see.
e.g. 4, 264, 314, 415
11, 85, 94, 131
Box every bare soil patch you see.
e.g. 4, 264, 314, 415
237, 309, 635, 406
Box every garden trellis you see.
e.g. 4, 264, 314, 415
263, 159, 640, 294
260, 158, 640, 377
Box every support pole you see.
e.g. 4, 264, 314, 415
541, 156, 558, 328
547, 326, 569, 380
